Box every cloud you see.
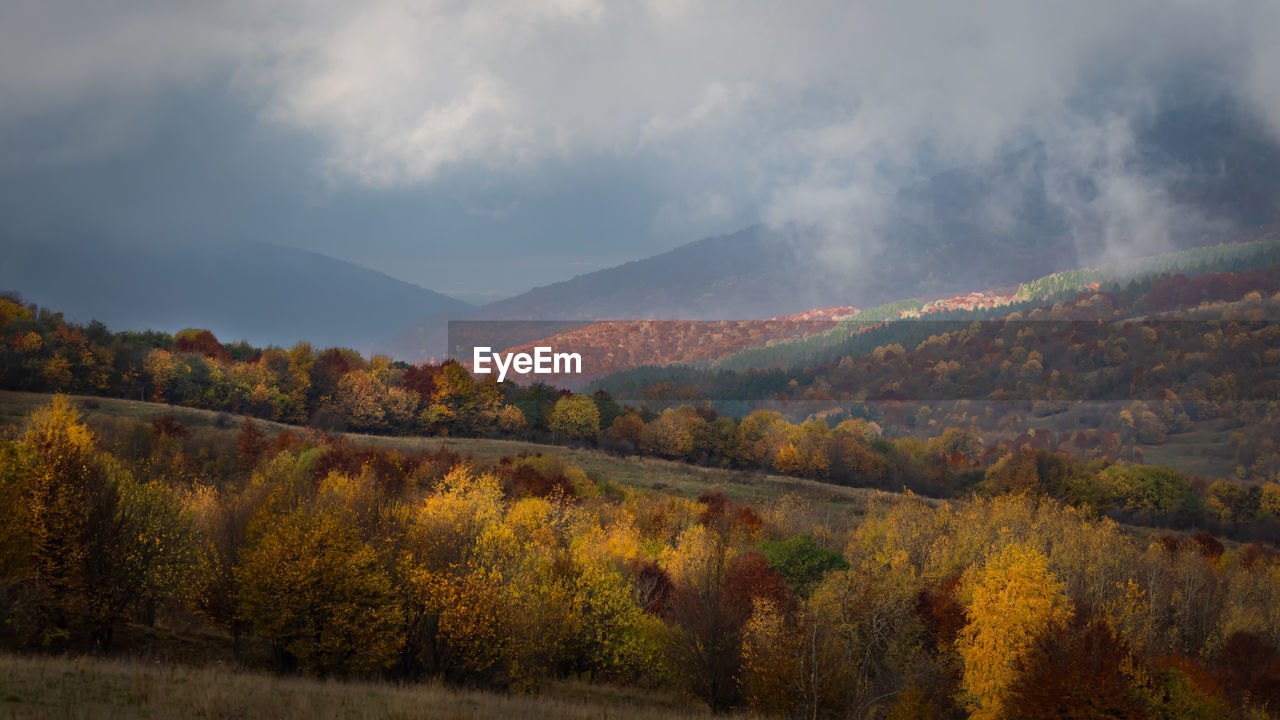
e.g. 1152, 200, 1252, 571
2, 0, 1278, 272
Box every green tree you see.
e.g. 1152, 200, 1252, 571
1100, 464, 1200, 517
757, 534, 848, 597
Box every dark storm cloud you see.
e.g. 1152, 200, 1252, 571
2, 0, 1278, 298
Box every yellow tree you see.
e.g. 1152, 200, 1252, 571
548, 394, 601, 443
14, 396, 194, 650
957, 543, 1073, 719
637, 407, 696, 456
335, 370, 386, 429
661, 524, 749, 712
236, 504, 404, 675
189, 475, 275, 658
733, 410, 788, 467
740, 598, 801, 715
402, 467, 509, 680
742, 554, 922, 719
496, 404, 528, 435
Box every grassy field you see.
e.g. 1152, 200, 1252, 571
0, 653, 728, 720
1139, 423, 1239, 480
0, 390, 892, 512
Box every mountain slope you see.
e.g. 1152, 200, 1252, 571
473, 306, 858, 388
476, 224, 847, 321
0, 238, 470, 351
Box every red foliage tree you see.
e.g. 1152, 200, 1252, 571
172, 329, 229, 361
236, 418, 265, 470
725, 551, 791, 613
1214, 631, 1280, 709
1239, 541, 1272, 570
402, 362, 445, 404
1007, 617, 1146, 718
1187, 531, 1225, 560
148, 412, 191, 440
915, 572, 966, 651
626, 559, 674, 616
696, 490, 731, 526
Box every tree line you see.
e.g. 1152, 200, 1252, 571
3, 289, 1280, 543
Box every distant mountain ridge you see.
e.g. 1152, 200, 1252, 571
0, 238, 470, 351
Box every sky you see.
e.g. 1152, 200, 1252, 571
2, 0, 1278, 305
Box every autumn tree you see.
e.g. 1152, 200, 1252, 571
236, 502, 404, 675
422, 362, 502, 436
742, 555, 922, 719
188, 467, 281, 659
1006, 617, 1145, 718
957, 543, 1073, 719
10, 396, 194, 651
401, 362, 444, 403
640, 407, 709, 460
1213, 631, 1280, 711
496, 404, 528, 435
607, 413, 646, 448
733, 410, 788, 467
236, 417, 266, 470
664, 525, 749, 712
548, 393, 601, 443
172, 328, 229, 361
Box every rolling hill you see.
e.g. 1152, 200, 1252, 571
0, 238, 470, 352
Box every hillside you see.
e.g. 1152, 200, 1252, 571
0, 390, 883, 510
468, 306, 858, 388
595, 259, 1280, 484
0, 238, 470, 352
7, 250, 1280, 521
595, 233, 1280, 381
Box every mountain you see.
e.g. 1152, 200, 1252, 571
378, 224, 868, 361
0, 238, 470, 351
477, 224, 852, 320
383, 100, 1280, 361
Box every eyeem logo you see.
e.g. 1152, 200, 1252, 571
473, 346, 583, 382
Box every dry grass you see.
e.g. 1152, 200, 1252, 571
355, 432, 889, 510
0, 653, 732, 720
0, 391, 288, 435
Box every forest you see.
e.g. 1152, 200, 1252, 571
2, 395, 1280, 719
